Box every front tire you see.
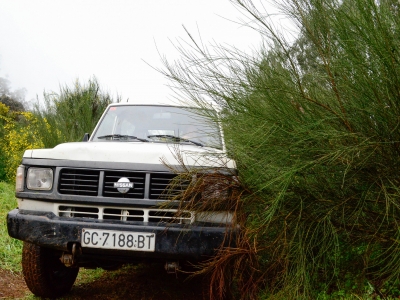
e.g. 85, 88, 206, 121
22, 242, 79, 298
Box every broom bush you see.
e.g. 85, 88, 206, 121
33, 77, 115, 147
162, 0, 400, 298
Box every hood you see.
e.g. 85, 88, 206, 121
23, 142, 236, 169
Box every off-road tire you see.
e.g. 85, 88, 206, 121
22, 242, 79, 298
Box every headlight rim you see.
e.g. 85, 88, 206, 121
26, 167, 54, 191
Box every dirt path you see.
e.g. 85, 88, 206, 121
0, 269, 27, 299
0, 264, 210, 299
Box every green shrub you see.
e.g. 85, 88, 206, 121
0, 102, 9, 181
0, 103, 43, 183
162, 0, 400, 298
1, 111, 46, 182
0, 181, 22, 271
34, 77, 116, 147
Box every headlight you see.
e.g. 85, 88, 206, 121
26, 168, 53, 191
200, 174, 231, 201
16, 165, 25, 192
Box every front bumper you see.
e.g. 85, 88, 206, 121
7, 209, 234, 261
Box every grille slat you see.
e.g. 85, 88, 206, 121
61, 179, 98, 183
106, 176, 145, 180
103, 191, 144, 194
62, 174, 98, 177
59, 184, 98, 188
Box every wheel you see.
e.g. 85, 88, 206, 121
22, 242, 79, 298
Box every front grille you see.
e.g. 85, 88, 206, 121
103, 171, 145, 198
57, 204, 194, 224
57, 168, 185, 201
58, 169, 100, 196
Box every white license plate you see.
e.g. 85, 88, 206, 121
81, 229, 156, 252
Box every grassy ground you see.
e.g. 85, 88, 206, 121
0, 181, 108, 299
0, 181, 22, 271
0, 180, 108, 277
0, 182, 207, 300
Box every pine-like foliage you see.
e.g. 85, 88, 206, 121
34, 77, 115, 147
162, 0, 400, 298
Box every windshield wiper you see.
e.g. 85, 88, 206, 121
97, 134, 148, 142
147, 134, 203, 147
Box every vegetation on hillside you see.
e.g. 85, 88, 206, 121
33, 77, 115, 148
0, 77, 27, 181
0, 182, 22, 271
0, 77, 117, 293
0, 76, 26, 112
1, 0, 400, 298
162, 0, 400, 298
0, 77, 114, 182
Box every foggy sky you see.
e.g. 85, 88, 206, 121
0, 1, 271, 105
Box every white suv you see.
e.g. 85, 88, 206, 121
7, 103, 236, 298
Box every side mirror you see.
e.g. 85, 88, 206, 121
82, 133, 90, 142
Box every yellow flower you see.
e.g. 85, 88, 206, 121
0, 102, 10, 116
1, 111, 45, 182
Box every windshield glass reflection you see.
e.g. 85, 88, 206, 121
91, 105, 223, 149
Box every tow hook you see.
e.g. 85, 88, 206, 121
60, 243, 81, 267
164, 261, 180, 274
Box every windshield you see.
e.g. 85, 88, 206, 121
91, 105, 223, 149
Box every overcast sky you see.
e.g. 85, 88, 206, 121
0, 0, 275, 106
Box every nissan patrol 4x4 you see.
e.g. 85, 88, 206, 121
7, 103, 236, 298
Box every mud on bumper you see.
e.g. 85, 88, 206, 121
7, 209, 234, 262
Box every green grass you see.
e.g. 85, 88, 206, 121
0, 181, 22, 271
0, 180, 106, 297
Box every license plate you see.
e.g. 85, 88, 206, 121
81, 229, 156, 252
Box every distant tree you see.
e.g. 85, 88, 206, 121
0, 77, 26, 112
0, 75, 26, 181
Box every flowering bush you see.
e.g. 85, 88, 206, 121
1, 78, 114, 183
0, 103, 10, 181
1, 108, 47, 182
0, 102, 9, 116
